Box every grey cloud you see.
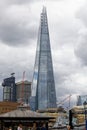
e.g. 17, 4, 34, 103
9, 0, 63, 4
74, 1, 87, 65
6, 0, 37, 5
0, 53, 34, 84
76, 1, 87, 27
0, 41, 35, 84
53, 51, 85, 104
55, 69, 75, 97
75, 33, 87, 66
0, 4, 38, 47
1, 0, 59, 5
0, 0, 69, 47
49, 17, 79, 50
0, 23, 37, 46
1, 0, 33, 5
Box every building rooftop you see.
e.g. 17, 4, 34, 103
0, 109, 47, 118
16, 80, 31, 85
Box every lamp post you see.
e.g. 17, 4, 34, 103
83, 101, 87, 130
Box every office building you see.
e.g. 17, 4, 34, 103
2, 75, 16, 102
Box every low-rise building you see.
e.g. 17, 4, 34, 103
72, 105, 85, 124
0, 101, 20, 114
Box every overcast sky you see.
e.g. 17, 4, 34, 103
0, 0, 87, 107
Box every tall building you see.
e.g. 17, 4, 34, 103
31, 7, 57, 110
77, 95, 87, 106
2, 75, 16, 102
16, 80, 31, 103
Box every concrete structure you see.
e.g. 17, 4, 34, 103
31, 7, 57, 111
72, 105, 85, 124
2, 75, 16, 102
0, 108, 54, 130
16, 80, 31, 103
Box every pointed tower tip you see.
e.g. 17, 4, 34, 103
42, 6, 46, 14
42, 0, 46, 8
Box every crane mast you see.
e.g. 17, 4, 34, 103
21, 71, 25, 104
57, 94, 72, 109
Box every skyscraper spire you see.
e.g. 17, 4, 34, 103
42, 0, 46, 6
31, 7, 57, 110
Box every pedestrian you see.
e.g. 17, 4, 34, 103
27, 126, 31, 130
17, 124, 23, 130
9, 127, 12, 130
41, 124, 46, 130
31, 123, 37, 130
67, 125, 70, 130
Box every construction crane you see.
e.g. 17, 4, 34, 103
57, 94, 72, 109
20, 71, 30, 110
21, 71, 25, 104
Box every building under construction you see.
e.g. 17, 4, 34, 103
16, 80, 31, 103
2, 74, 16, 102
2, 74, 31, 104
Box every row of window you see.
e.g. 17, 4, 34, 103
0, 107, 15, 111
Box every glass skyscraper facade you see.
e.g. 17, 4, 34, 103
31, 7, 57, 110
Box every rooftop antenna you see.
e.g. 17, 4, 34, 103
21, 71, 25, 104
11, 72, 15, 77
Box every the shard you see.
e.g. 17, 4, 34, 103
31, 7, 57, 110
